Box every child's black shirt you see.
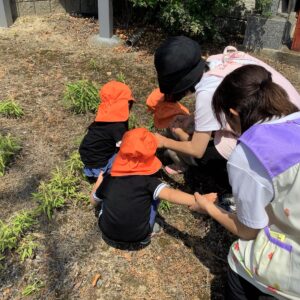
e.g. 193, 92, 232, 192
79, 121, 128, 168
95, 174, 166, 242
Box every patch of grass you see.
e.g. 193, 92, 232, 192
0, 211, 37, 254
159, 200, 172, 213
65, 151, 83, 175
17, 235, 39, 262
88, 58, 98, 71
146, 118, 155, 132
63, 80, 99, 114
0, 134, 21, 176
129, 112, 139, 130
116, 71, 126, 83
0, 150, 86, 263
32, 151, 86, 218
32, 167, 78, 219
22, 279, 44, 296
0, 99, 24, 118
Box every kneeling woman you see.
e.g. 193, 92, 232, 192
90, 127, 216, 246
194, 65, 300, 299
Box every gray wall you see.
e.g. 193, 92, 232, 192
10, 0, 97, 19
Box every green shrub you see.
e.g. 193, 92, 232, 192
255, 0, 273, 16
0, 100, 24, 118
0, 134, 21, 176
129, 0, 238, 39
130, 0, 239, 39
63, 80, 99, 114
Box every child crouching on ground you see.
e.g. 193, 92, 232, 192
90, 127, 216, 246
146, 88, 196, 175
79, 81, 135, 189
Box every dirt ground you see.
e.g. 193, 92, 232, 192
0, 14, 299, 300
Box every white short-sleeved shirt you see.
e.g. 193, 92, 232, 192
194, 74, 222, 132
227, 112, 300, 229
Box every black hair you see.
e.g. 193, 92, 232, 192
212, 64, 299, 133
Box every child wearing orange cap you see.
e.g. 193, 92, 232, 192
90, 127, 216, 246
79, 81, 135, 185
146, 88, 196, 175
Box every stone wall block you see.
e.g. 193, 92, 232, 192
34, 0, 50, 15
50, 0, 65, 13
243, 15, 287, 50
17, 1, 35, 15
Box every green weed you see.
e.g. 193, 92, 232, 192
0, 211, 37, 254
116, 71, 126, 83
32, 167, 78, 219
0, 100, 24, 118
88, 58, 98, 71
159, 200, 172, 213
22, 279, 44, 296
63, 80, 99, 114
65, 151, 83, 175
17, 235, 39, 262
0, 134, 21, 176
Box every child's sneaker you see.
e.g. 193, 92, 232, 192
164, 164, 186, 175
218, 194, 236, 213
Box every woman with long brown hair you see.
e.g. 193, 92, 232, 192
193, 64, 300, 299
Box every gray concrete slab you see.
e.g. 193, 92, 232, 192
89, 34, 121, 47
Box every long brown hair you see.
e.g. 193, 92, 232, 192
212, 65, 299, 133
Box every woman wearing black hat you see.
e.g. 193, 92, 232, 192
154, 36, 300, 195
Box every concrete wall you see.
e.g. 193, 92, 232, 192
10, 0, 97, 19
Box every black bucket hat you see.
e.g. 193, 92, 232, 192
154, 36, 206, 94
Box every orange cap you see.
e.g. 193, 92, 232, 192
146, 88, 164, 112
146, 88, 190, 129
111, 128, 162, 176
95, 81, 135, 122
154, 101, 190, 129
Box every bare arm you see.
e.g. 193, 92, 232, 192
194, 192, 259, 240
155, 131, 211, 159
158, 187, 217, 208
90, 173, 104, 206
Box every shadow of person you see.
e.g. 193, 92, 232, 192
158, 214, 236, 300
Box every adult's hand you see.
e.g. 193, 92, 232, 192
154, 133, 167, 148
190, 192, 217, 213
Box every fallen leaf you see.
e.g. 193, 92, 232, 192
92, 273, 101, 287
